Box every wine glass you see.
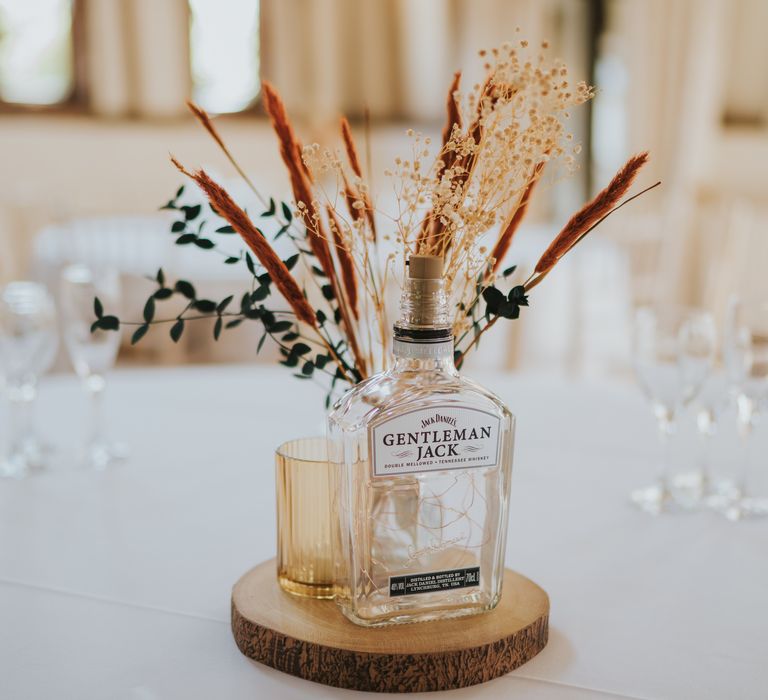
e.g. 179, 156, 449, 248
693, 372, 734, 504
631, 305, 716, 514
0, 282, 59, 478
59, 264, 127, 469
722, 297, 768, 519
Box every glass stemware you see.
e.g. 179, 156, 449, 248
722, 298, 768, 519
631, 305, 716, 514
694, 373, 734, 505
59, 264, 126, 469
0, 282, 59, 478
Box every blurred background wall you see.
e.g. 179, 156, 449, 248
1, 0, 766, 375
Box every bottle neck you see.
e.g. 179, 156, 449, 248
392, 270, 455, 373
392, 341, 456, 373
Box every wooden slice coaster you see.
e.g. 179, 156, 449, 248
231, 559, 549, 693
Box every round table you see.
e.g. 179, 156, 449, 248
0, 365, 765, 699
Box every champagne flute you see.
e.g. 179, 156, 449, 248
0, 282, 59, 478
722, 298, 768, 519
631, 305, 716, 514
59, 264, 127, 469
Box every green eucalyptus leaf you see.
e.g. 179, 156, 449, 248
131, 324, 149, 345
175, 234, 197, 245
274, 224, 289, 240
154, 288, 173, 300
226, 318, 244, 329
170, 319, 185, 342
182, 204, 201, 221
496, 300, 521, 319
292, 342, 311, 356
250, 286, 269, 302
301, 360, 314, 376
99, 315, 120, 331
269, 320, 292, 333
321, 284, 334, 301
215, 225, 235, 234
194, 299, 217, 313
193, 238, 215, 249
156, 268, 165, 286
281, 202, 293, 222
481, 286, 504, 314
94, 297, 104, 319
174, 280, 196, 299
213, 316, 223, 340
502, 265, 517, 278
283, 254, 299, 271
171, 221, 186, 233
257, 332, 267, 352
245, 252, 256, 275
261, 198, 276, 217
508, 285, 529, 306
216, 295, 233, 314
224, 256, 240, 264
143, 297, 155, 323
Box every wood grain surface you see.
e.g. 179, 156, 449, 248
231, 559, 549, 692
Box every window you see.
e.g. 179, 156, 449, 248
188, 0, 260, 114
0, 0, 74, 106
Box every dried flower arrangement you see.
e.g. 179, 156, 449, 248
92, 39, 659, 405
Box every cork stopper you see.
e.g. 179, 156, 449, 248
408, 255, 443, 280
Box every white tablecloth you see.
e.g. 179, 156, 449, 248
1, 366, 766, 699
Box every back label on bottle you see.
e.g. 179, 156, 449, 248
370, 404, 501, 477
389, 567, 480, 596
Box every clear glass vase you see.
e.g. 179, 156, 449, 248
328, 255, 515, 626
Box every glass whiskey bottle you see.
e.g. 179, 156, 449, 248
328, 254, 515, 626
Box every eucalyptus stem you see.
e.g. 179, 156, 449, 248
455, 315, 499, 367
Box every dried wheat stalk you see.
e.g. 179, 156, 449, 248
326, 204, 359, 319
490, 160, 545, 271
172, 160, 316, 327
262, 81, 367, 375
533, 151, 649, 275
340, 117, 376, 238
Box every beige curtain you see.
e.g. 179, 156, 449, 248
607, 0, 730, 306
82, 0, 190, 118
260, 0, 591, 124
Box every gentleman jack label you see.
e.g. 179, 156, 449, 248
370, 405, 501, 477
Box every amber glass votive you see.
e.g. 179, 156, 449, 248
275, 437, 338, 598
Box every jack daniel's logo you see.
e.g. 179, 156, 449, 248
371, 405, 501, 477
